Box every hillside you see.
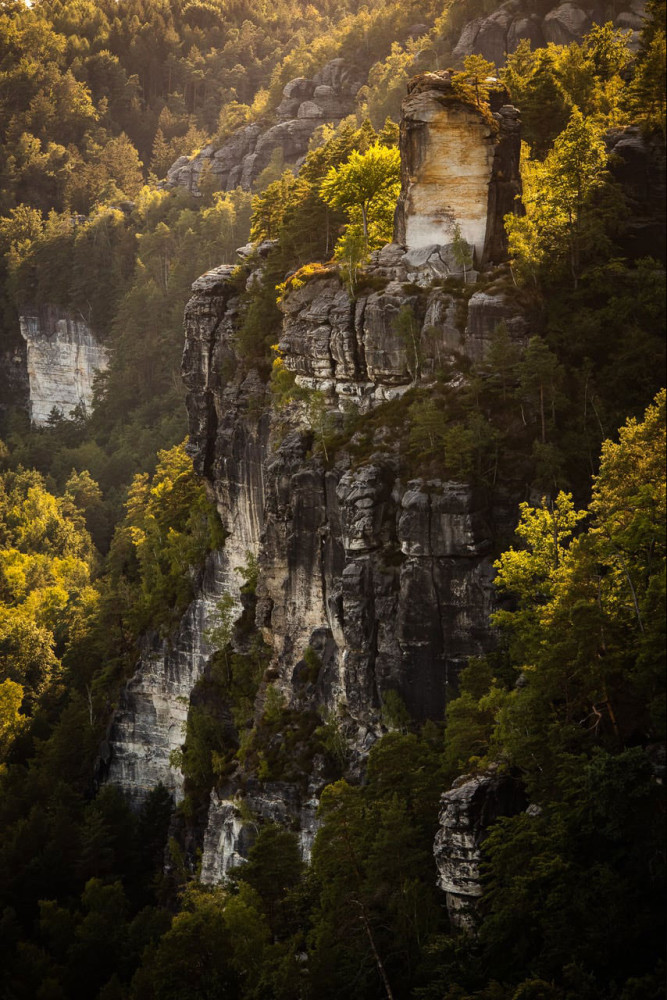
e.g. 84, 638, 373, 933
0, 2, 665, 998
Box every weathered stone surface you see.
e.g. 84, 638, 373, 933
394, 74, 522, 267
453, 1, 645, 64
464, 287, 530, 362
543, 2, 592, 45
434, 772, 526, 928
278, 259, 531, 399
19, 306, 108, 426
108, 66, 532, 883
200, 780, 321, 881
164, 60, 363, 194
105, 552, 230, 807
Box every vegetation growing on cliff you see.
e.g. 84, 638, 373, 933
0, 1, 664, 998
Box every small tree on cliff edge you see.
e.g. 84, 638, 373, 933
320, 143, 400, 248
452, 54, 503, 110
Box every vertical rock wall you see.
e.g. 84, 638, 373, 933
393, 74, 522, 267
19, 306, 108, 425
106, 71, 526, 879
105, 552, 230, 807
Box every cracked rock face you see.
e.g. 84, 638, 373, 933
278, 261, 527, 406
434, 772, 526, 929
107, 259, 528, 870
105, 254, 514, 873
394, 76, 522, 268
183, 265, 505, 734
107, 72, 530, 879
19, 306, 108, 426
105, 552, 232, 807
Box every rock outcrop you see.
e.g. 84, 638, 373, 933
165, 59, 364, 196
105, 552, 230, 807
394, 74, 522, 268
434, 771, 526, 929
279, 256, 527, 404
19, 306, 108, 426
453, 1, 647, 65
107, 67, 529, 879
0, 335, 28, 424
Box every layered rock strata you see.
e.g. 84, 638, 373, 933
108, 232, 530, 872
393, 75, 521, 268
19, 306, 108, 426
183, 261, 505, 725
108, 69, 528, 878
279, 255, 528, 404
434, 771, 526, 929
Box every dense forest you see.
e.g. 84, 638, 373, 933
0, 0, 665, 997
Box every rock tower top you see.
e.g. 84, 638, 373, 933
394, 71, 522, 268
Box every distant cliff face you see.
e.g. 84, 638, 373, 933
394, 75, 522, 267
164, 59, 364, 196
453, 0, 647, 65
19, 306, 108, 426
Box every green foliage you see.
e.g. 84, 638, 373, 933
109, 440, 223, 638
0, 5, 665, 1000
505, 110, 613, 288
381, 688, 412, 732
231, 823, 305, 935
320, 141, 401, 254
0, 466, 98, 757
501, 26, 634, 158
309, 726, 446, 1000
452, 54, 504, 114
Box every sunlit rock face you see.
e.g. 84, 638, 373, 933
394, 74, 522, 268
106, 66, 528, 877
19, 306, 108, 426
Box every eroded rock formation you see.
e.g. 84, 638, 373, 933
165, 59, 364, 195
453, 0, 647, 65
105, 552, 230, 807
19, 306, 108, 426
434, 771, 526, 929
106, 67, 529, 879
606, 125, 667, 262
394, 74, 522, 268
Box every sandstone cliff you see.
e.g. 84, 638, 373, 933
434, 771, 526, 929
103, 241, 531, 880
394, 74, 522, 267
19, 306, 108, 426
103, 72, 531, 878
